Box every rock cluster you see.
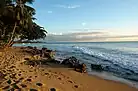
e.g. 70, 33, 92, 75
61, 56, 87, 73
23, 46, 55, 59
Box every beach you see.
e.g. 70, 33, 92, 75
0, 47, 138, 91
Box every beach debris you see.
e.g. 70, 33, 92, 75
91, 64, 103, 71
36, 82, 43, 86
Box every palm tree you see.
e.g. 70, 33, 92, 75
0, 0, 47, 48
4, 0, 34, 47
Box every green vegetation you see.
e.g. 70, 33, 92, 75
0, 0, 47, 48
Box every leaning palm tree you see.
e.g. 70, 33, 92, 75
4, 0, 34, 47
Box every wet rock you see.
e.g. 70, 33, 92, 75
27, 46, 34, 49
61, 56, 79, 67
74, 63, 87, 73
91, 64, 103, 71
47, 59, 60, 64
41, 47, 55, 59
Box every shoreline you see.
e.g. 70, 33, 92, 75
0, 46, 138, 91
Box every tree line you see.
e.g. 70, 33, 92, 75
0, 0, 47, 48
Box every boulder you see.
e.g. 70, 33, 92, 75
74, 63, 87, 73
91, 64, 103, 71
61, 56, 79, 67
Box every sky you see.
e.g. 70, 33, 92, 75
31, 0, 138, 41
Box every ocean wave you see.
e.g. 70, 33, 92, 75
72, 46, 138, 73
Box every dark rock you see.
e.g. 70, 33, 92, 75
91, 64, 103, 71
27, 46, 34, 49
74, 63, 87, 73
61, 56, 79, 67
47, 59, 60, 64
50, 88, 56, 91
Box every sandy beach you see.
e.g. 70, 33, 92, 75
0, 47, 138, 91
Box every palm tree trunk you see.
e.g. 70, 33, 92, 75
4, 22, 17, 48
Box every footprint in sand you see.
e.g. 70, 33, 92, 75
36, 82, 43, 87
74, 85, 79, 88
20, 84, 27, 88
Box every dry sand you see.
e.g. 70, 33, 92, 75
0, 47, 138, 91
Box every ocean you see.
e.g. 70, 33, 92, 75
14, 41, 138, 88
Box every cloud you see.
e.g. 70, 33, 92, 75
47, 11, 53, 13
82, 22, 86, 26
45, 31, 138, 42
55, 5, 80, 9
